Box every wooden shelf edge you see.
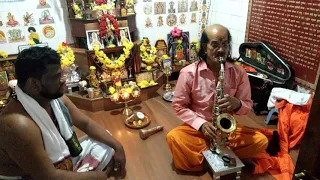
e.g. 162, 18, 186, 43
0, 55, 17, 61
69, 14, 136, 22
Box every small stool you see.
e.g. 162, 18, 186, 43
202, 147, 244, 180
264, 108, 278, 125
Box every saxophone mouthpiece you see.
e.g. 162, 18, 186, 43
218, 57, 224, 63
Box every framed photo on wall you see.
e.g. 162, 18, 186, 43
18, 43, 48, 53
86, 30, 105, 50
118, 27, 132, 46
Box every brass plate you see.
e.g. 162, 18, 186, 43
125, 114, 151, 129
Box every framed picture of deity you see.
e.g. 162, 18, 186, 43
86, 30, 105, 50
155, 39, 168, 62
118, 27, 131, 46
167, 31, 190, 60
170, 42, 186, 62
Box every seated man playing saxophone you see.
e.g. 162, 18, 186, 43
166, 24, 269, 171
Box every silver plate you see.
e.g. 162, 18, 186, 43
162, 91, 174, 102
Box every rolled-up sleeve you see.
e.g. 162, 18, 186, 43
234, 69, 253, 115
172, 71, 206, 130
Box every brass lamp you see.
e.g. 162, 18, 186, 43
110, 82, 141, 117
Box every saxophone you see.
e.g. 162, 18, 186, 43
210, 57, 237, 155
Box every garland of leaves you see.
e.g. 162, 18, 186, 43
99, 14, 120, 41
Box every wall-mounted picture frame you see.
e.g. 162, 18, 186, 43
18, 42, 48, 53
86, 30, 104, 50
118, 27, 132, 46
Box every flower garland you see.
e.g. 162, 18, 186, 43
93, 4, 112, 11
140, 39, 157, 70
99, 14, 120, 41
56, 42, 75, 68
137, 80, 157, 88
93, 41, 134, 69
73, 4, 83, 19
94, 0, 107, 5
0, 51, 8, 59
28, 40, 36, 45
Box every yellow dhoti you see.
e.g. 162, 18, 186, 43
166, 124, 268, 171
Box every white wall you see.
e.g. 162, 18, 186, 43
209, 0, 249, 58
0, 0, 73, 55
134, 0, 203, 46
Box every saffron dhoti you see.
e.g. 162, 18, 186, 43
166, 123, 268, 171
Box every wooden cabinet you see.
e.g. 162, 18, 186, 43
69, 15, 138, 48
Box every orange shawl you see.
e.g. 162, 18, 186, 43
253, 98, 313, 180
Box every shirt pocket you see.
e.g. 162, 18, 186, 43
225, 88, 237, 97
192, 79, 214, 102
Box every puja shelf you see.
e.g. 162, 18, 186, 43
66, 72, 164, 112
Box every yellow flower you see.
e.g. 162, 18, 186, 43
196, 42, 200, 50
0, 51, 8, 58
93, 44, 100, 51
109, 87, 116, 95
115, 81, 122, 87
57, 43, 75, 68
73, 4, 80, 11
111, 25, 115, 30
125, 88, 133, 94
118, 55, 126, 62
149, 80, 157, 86
140, 45, 146, 52
98, 51, 105, 57
158, 36, 163, 40
177, 40, 182, 44
162, 54, 169, 59
117, 61, 124, 67
90, 66, 96, 70
93, 39, 133, 70
28, 40, 36, 45
146, 66, 152, 71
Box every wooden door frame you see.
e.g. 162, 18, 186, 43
294, 76, 320, 179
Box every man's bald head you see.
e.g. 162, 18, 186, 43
198, 24, 232, 62
204, 24, 229, 40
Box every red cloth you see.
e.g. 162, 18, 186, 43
253, 98, 313, 180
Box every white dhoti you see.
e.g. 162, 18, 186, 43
0, 85, 114, 179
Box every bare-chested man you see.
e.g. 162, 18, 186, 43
0, 47, 126, 179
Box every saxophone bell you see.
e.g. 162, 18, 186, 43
216, 113, 237, 134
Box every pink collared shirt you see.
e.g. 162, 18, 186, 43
172, 60, 253, 130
